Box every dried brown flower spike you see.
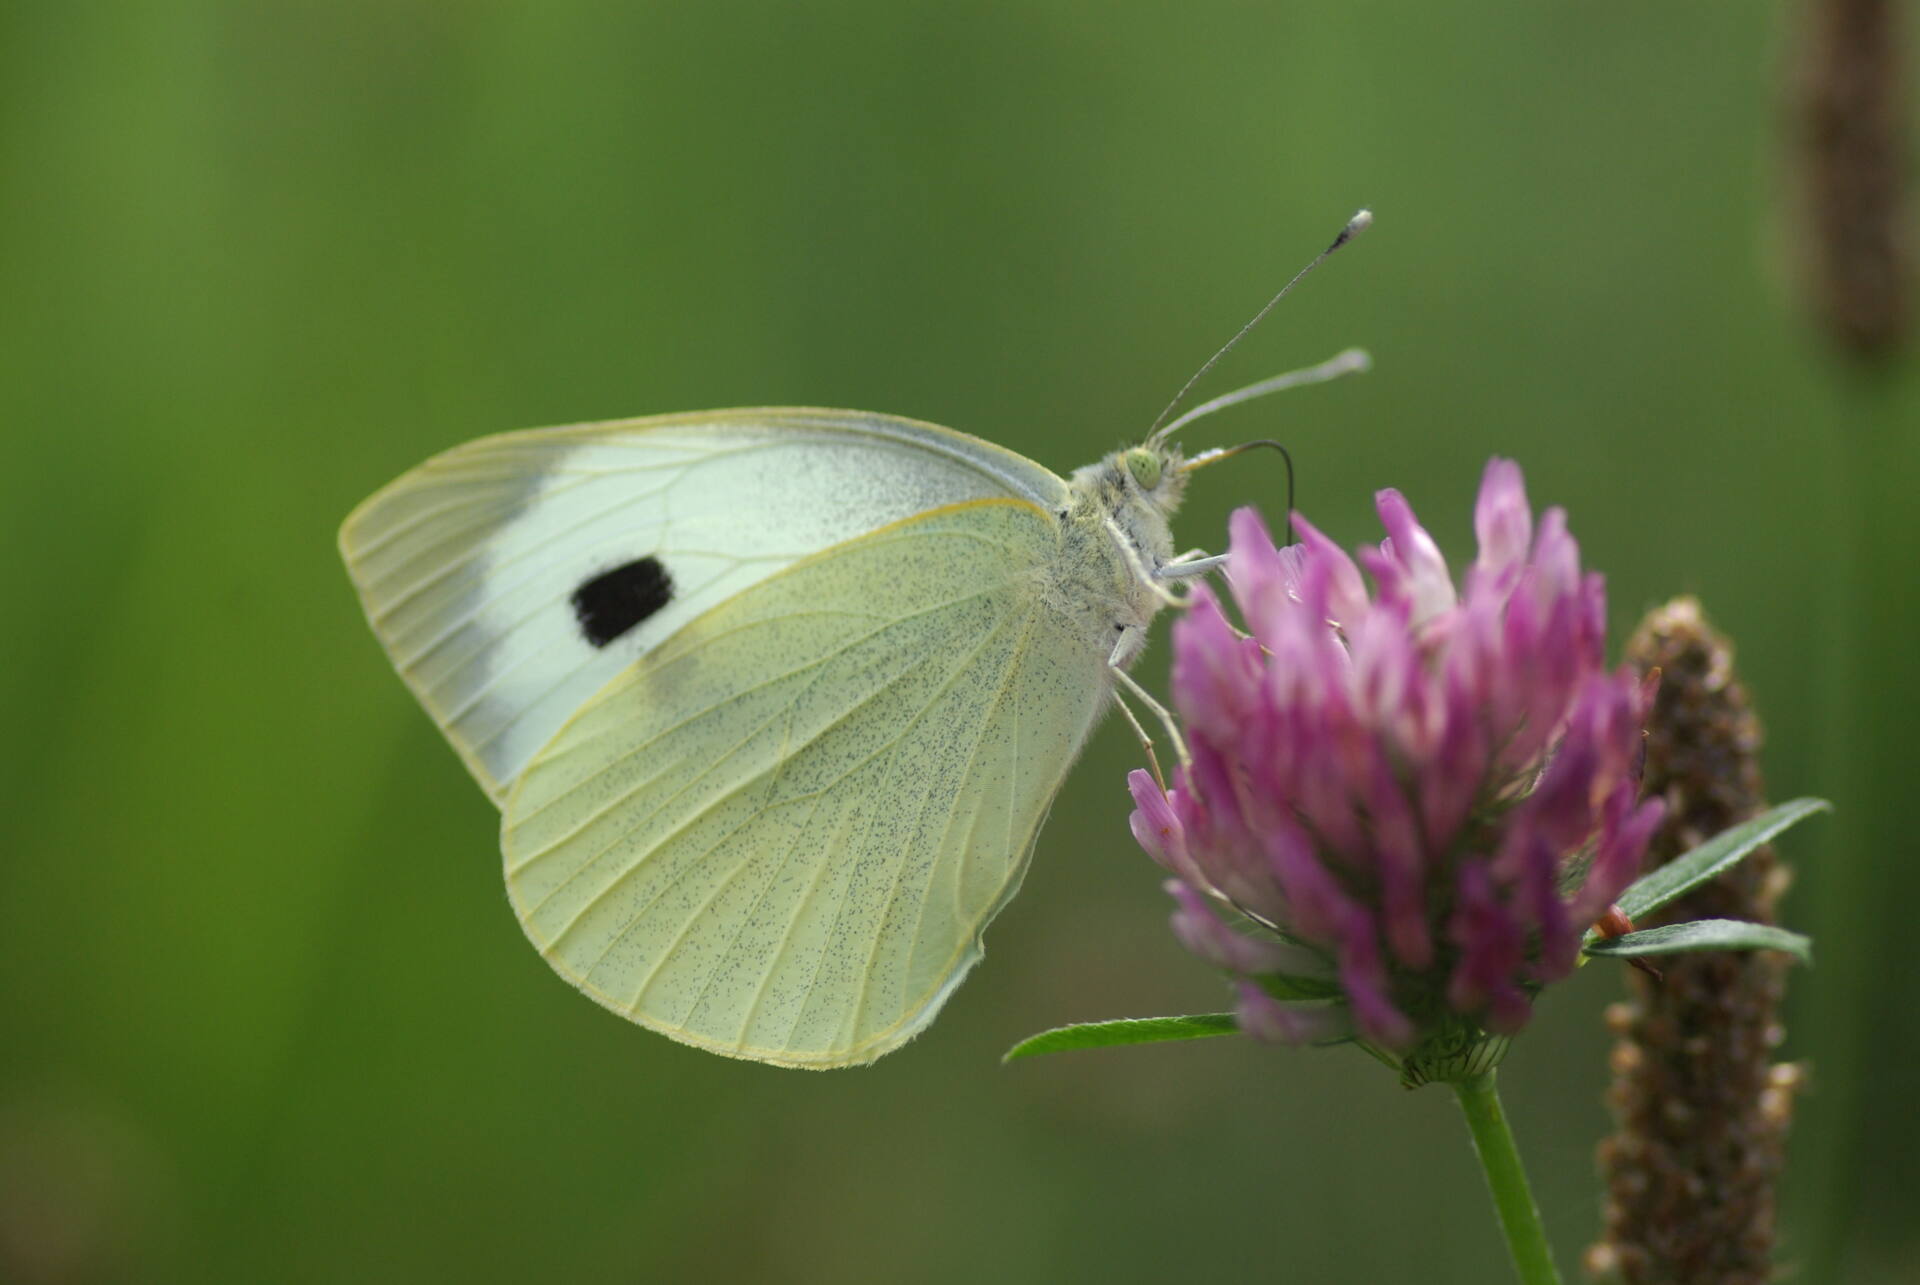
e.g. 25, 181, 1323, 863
1587, 598, 1800, 1284
1793, 0, 1911, 359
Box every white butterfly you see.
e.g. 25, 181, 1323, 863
340, 407, 1198, 1063
339, 222, 1371, 1069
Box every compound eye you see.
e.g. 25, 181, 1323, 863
1124, 447, 1162, 490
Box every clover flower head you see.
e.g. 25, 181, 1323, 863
1130, 458, 1664, 1069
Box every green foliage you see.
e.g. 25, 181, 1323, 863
1584, 919, 1813, 965
1601, 798, 1831, 929
1003, 1014, 1240, 1061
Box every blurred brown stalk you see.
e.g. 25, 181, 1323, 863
1793, 0, 1911, 359
1586, 599, 1800, 1285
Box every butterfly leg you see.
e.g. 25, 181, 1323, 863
1109, 682, 1168, 790
1108, 632, 1191, 775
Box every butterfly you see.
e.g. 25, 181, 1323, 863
339, 217, 1370, 1069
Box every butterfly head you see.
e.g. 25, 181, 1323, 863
1113, 442, 1189, 518
1064, 443, 1189, 588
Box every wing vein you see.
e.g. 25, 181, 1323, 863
901, 600, 1040, 998
728, 796, 870, 1048
844, 602, 1035, 1046
623, 792, 829, 1020
366, 466, 633, 614
528, 636, 962, 934
507, 579, 1009, 845
769, 607, 1020, 1054
506, 602, 960, 859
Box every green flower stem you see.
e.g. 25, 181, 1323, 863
1451, 1070, 1563, 1285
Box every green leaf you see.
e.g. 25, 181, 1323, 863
1602, 797, 1831, 930
1002, 1013, 1239, 1062
1583, 918, 1812, 965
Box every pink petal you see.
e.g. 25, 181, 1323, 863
1291, 512, 1370, 630
1374, 487, 1456, 624
1336, 912, 1415, 1049
1166, 880, 1299, 975
1235, 982, 1344, 1046
1471, 457, 1532, 589
1127, 769, 1207, 888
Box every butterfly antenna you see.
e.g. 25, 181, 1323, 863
1179, 438, 1298, 541
1146, 208, 1372, 443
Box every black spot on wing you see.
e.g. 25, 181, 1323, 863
572, 556, 674, 648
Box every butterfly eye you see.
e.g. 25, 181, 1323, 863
1124, 448, 1162, 490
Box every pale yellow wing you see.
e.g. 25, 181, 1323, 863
339, 409, 1071, 802
501, 499, 1110, 1067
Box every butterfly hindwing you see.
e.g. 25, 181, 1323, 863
501, 499, 1112, 1067
338, 409, 1071, 801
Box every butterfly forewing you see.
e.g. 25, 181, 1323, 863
501, 500, 1112, 1067
339, 410, 1070, 801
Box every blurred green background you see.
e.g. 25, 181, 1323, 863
3, 3, 1914, 1282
